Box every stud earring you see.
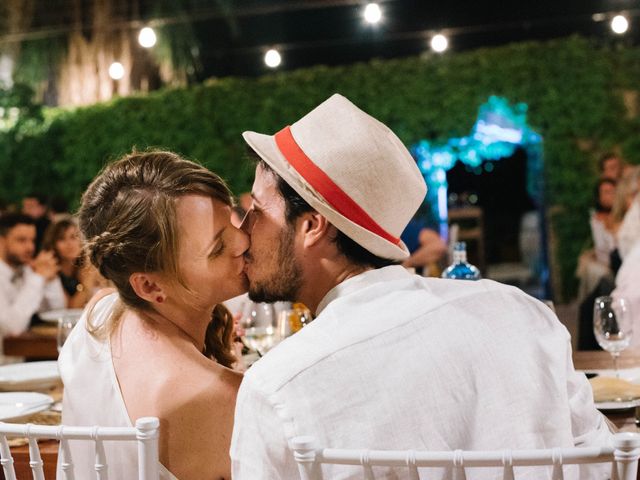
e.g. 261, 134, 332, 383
157, 296, 164, 303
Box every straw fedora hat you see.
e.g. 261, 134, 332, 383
242, 94, 427, 260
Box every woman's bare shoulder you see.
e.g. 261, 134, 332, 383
156, 354, 242, 409
153, 359, 241, 480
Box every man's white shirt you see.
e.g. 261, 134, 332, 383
0, 259, 65, 362
231, 266, 612, 480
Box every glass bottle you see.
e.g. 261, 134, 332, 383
441, 242, 481, 280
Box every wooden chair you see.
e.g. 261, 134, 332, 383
292, 432, 640, 480
0, 417, 159, 480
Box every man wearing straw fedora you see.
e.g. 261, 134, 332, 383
231, 94, 612, 479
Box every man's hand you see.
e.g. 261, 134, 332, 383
31, 250, 60, 281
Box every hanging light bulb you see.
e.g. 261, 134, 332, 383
430, 34, 449, 53
108, 62, 125, 80
611, 15, 629, 34
138, 27, 157, 48
363, 3, 382, 24
264, 49, 282, 68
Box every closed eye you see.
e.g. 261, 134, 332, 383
209, 240, 225, 258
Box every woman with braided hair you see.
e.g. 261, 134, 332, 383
58, 151, 249, 480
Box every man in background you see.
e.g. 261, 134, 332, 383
22, 193, 50, 252
0, 213, 64, 363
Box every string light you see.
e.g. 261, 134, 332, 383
138, 27, 157, 48
430, 34, 449, 53
363, 3, 382, 24
611, 15, 629, 34
264, 49, 282, 68
108, 62, 125, 80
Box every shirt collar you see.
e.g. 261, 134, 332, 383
315, 265, 412, 315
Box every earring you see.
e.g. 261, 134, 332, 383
156, 296, 164, 303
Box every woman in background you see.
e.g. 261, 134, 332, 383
42, 219, 105, 308
59, 151, 248, 479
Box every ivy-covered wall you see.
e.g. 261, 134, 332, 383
1, 36, 639, 300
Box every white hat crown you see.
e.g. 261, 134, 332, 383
243, 94, 427, 260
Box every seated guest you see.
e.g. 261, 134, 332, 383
59, 151, 248, 479
41, 219, 107, 308
401, 227, 447, 275
47, 195, 72, 223
0, 213, 65, 363
231, 94, 612, 479
599, 152, 625, 181
589, 178, 617, 266
21, 193, 50, 253
575, 178, 618, 347
612, 240, 640, 347
615, 166, 640, 260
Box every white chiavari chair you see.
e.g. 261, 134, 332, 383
0, 416, 159, 480
292, 432, 640, 480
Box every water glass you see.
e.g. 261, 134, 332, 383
57, 315, 78, 352
593, 295, 632, 378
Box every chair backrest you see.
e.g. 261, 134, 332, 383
0, 417, 159, 480
292, 432, 640, 480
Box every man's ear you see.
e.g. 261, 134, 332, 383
129, 272, 165, 303
299, 211, 332, 249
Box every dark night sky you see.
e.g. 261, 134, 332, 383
190, 0, 640, 79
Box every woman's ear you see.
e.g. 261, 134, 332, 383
299, 211, 333, 249
129, 272, 165, 304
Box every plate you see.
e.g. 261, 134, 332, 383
0, 361, 61, 392
582, 367, 640, 411
594, 398, 640, 411
38, 308, 83, 323
0, 392, 53, 422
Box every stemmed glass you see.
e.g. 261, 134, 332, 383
57, 312, 81, 352
593, 295, 632, 378
240, 302, 279, 356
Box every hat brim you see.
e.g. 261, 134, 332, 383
243, 130, 410, 261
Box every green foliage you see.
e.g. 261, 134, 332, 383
1, 36, 638, 299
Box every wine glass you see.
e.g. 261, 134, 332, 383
240, 302, 279, 356
593, 295, 632, 378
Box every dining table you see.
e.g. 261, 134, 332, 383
2, 325, 58, 361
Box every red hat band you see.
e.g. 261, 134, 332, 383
274, 125, 400, 246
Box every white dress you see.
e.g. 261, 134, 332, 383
57, 293, 178, 480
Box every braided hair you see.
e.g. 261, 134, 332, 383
79, 150, 236, 368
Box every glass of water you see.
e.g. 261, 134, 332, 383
593, 295, 632, 378
57, 314, 79, 352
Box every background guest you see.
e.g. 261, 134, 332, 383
42, 218, 106, 308
401, 227, 447, 275
21, 193, 50, 253
0, 213, 65, 363
612, 241, 640, 348
48, 196, 72, 223
614, 166, 640, 261
599, 152, 625, 181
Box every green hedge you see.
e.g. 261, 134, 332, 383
1, 35, 638, 300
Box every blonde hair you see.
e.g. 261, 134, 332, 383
78, 150, 236, 367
